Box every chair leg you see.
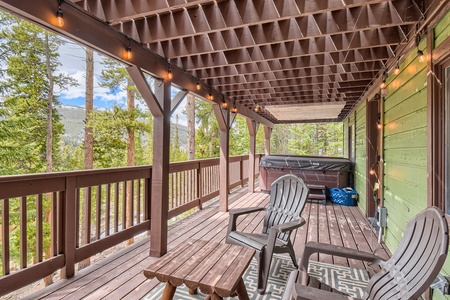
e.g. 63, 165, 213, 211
287, 246, 298, 268
256, 250, 267, 294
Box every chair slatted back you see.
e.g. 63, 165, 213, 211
365, 207, 448, 300
262, 174, 309, 241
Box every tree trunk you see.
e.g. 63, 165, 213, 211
126, 78, 135, 245
79, 48, 94, 270
44, 32, 54, 286
186, 94, 195, 160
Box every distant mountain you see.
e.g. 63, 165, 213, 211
57, 105, 188, 148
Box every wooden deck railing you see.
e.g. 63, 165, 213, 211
0, 154, 262, 296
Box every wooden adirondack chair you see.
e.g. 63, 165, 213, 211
282, 206, 449, 300
226, 174, 310, 294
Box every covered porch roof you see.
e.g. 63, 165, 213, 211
0, 0, 433, 124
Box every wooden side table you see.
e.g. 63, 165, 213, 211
143, 239, 255, 300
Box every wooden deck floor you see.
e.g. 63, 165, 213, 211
26, 187, 391, 300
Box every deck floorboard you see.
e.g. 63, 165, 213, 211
26, 188, 390, 300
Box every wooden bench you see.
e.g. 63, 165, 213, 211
143, 239, 255, 300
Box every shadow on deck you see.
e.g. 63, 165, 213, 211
26, 187, 390, 300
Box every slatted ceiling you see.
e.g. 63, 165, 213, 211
69, 0, 424, 123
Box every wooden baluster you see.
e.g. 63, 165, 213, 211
57, 191, 64, 254
96, 185, 101, 240
136, 180, 141, 224
105, 184, 110, 237
122, 181, 127, 229
20, 196, 27, 269
36, 194, 43, 262
75, 189, 80, 247
114, 182, 119, 233
51, 192, 58, 256
2, 198, 9, 275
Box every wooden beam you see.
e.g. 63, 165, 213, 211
213, 104, 230, 212
150, 79, 171, 257
126, 66, 162, 117
171, 90, 189, 114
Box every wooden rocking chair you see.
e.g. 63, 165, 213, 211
226, 174, 309, 294
282, 206, 449, 300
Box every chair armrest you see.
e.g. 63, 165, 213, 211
291, 284, 362, 300
300, 241, 386, 271
229, 206, 266, 217
227, 207, 266, 234
270, 217, 305, 233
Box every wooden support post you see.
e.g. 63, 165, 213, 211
246, 119, 258, 193
150, 79, 171, 257
127, 66, 171, 257
62, 176, 76, 278
264, 126, 272, 155
213, 105, 230, 212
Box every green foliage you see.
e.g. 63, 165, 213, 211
272, 123, 343, 156
195, 100, 220, 158
0, 12, 76, 175
170, 114, 188, 162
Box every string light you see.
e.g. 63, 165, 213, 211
125, 36, 132, 60
231, 102, 237, 113
417, 50, 426, 63
379, 70, 387, 89
56, 0, 64, 27
416, 32, 426, 63
208, 92, 214, 101
196, 81, 201, 90
255, 104, 260, 112
394, 63, 400, 75
221, 96, 228, 108
167, 67, 173, 80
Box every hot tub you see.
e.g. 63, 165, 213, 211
259, 155, 352, 192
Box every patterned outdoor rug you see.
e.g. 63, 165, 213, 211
144, 255, 369, 300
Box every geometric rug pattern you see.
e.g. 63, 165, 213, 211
307, 260, 369, 298
143, 255, 296, 300
144, 255, 370, 299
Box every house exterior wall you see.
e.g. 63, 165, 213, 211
343, 10, 450, 299
354, 103, 367, 213
382, 39, 428, 252
433, 9, 450, 300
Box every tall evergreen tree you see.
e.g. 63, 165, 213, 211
0, 13, 76, 174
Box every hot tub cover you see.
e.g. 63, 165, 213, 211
260, 155, 352, 172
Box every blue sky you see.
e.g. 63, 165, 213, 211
57, 39, 187, 125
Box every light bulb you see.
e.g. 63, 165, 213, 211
370, 169, 375, 175
125, 46, 132, 60
394, 64, 400, 75
417, 50, 426, 63
380, 80, 386, 89
56, 8, 64, 27
167, 68, 173, 80
196, 82, 201, 90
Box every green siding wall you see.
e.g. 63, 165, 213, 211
354, 103, 367, 213
382, 38, 428, 252
433, 11, 450, 300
